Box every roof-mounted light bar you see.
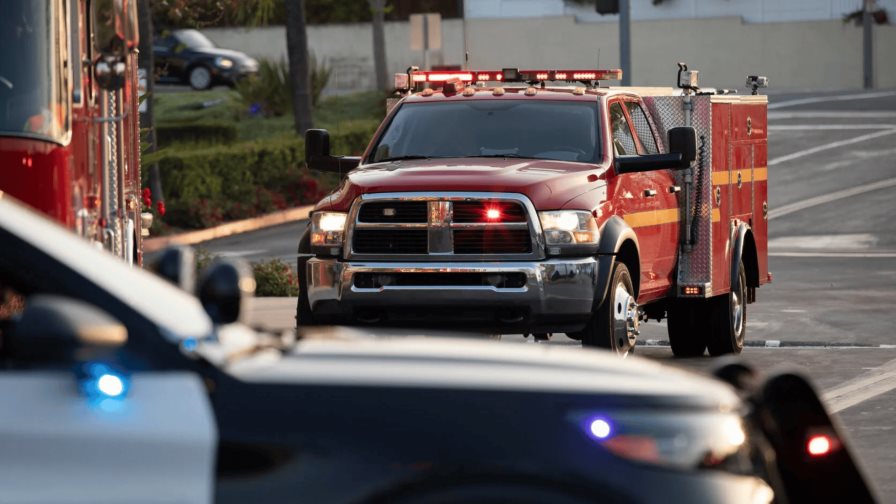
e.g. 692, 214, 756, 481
395, 68, 623, 90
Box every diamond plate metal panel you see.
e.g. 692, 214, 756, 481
642, 95, 714, 291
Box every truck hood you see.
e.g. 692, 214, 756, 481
323, 158, 607, 211
212, 328, 738, 410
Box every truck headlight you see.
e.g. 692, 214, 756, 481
311, 211, 347, 254
539, 210, 599, 254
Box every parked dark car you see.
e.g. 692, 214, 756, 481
0, 192, 877, 503
153, 29, 258, 90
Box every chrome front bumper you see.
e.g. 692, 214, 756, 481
306, 257, 599, 331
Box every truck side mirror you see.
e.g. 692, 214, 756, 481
305, 129, 361, 174
197, 259, 254, 325
668, 127, 696, 168
8, 296, 127, 362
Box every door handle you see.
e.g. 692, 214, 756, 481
644, 189, 657, 197
669, 185, 681, 193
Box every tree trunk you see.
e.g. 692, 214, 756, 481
137, 0, 163, 201
285, 0, 314, 134
369, 0, 388, 91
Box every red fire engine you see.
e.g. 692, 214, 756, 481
0, 0, 146, 264
299, 64, 770, 357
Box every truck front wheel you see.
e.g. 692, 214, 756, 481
295, 255, 316, 329
576, 262, 637, 356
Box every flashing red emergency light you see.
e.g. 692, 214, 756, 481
807, 435, 833, 457
485, 208, 502, 221
405, 68, 623, 86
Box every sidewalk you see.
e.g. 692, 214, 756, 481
144, 205, 313, 253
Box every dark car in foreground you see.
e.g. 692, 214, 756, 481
153, 29, 258, 89
0, 192, 876, 503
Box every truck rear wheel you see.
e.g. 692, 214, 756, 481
667, 300, 708, 357
707, 261, 746, 356
576, 262, 637, 356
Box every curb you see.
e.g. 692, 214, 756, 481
144, 205, 314, 253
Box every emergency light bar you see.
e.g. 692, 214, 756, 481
397, 68, 623, 90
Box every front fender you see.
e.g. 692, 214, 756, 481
594, 216, 640, 307
731, 222, 749, 291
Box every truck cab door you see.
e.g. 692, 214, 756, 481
609, 99, 680, 301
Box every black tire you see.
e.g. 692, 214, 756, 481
575, 262, 637, 355
295, 230, 316, 329
295, 256, 316, 328
188, 65, 212, 90
667, 299, 708, 357
707, 261, 747, 356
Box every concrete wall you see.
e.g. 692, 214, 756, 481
466, 0, 896, 24
204, 16, 896, 93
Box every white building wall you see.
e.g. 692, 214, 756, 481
204, 15, 896, 93
465, 0, 896, 23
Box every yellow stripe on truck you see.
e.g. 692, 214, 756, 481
711, 167, 768, 186
623, 208, 679, 228
622, 207, 722, 228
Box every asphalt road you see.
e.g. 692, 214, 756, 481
201, 90, 896, 500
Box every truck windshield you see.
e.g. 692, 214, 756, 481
0, 0, 68, 144
370, 100, 600, 164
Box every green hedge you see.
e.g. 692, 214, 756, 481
144, 120, 378, 229
156, 122, 238, 147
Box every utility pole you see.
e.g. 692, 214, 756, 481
285, 0, 314, 134
369, 0, 388, 91
137, 0, 163, 203
863, 0, 874, 89
620, 0, 631, 86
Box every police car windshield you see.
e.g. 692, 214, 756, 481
370, 100, 600, 164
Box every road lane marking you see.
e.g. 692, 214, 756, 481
768, 124, 896, 130
819, 146, 896, 172
768, 234, 877, 250
824, 358, 896, 413
769, 177, 896, 220
769, 251, 896, 258
214, 249, 269, 258
768, 90, 896, 109
768, 129, 896, 166
769, 111, 896, 119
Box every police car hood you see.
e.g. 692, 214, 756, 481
216, 328, 738, 410
328, 158, 604, 210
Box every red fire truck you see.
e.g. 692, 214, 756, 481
0, 0, 146, 264
299, 65, 770, 357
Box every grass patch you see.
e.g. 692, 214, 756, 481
153, 89, 387, 142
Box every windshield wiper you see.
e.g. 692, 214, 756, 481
377, 155, 436, 162
475, 154, 537, 159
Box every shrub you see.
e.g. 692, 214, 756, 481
143, 120, 377, 229
235, 53, 332, 117
189, 250, 297, 297
252, 259, 299, 297
235, 58, 293, 117
156, 121, 238, 147
310, 52, 331, 106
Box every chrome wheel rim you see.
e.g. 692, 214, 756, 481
612, 284, 638, 357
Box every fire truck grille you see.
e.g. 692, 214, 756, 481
453, 229, 532, 254
353, 229, 428, 254
358, 201, 428, 223
350, 196, 539, 258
